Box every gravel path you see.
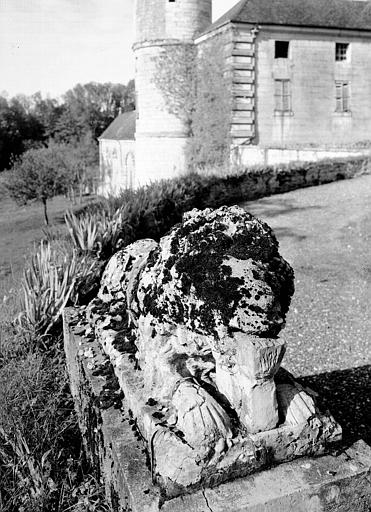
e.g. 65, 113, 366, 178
241, 174, 371, 445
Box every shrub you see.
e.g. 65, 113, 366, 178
17, 241, 98, 343
65, 208, 125, 259
4, 146, 71, 225
70, 155, 370, 265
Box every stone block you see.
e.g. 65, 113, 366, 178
163, 441, 371, 512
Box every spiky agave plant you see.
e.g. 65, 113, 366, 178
64, 210, 100, 254
19, 241, 79, 341
65, 208, 129, 259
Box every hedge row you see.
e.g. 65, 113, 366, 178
76, 155, 369, 257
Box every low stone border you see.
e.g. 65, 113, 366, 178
63, 307, 162, 511
219, 156, 371, 204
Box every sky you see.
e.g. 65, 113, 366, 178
0, 0, 237, 98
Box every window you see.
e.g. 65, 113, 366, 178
335, 81, 350, 112
335, 43, 349, 61
275, 41, 289, 59
274, 79, 291, 112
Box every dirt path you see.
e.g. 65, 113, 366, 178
241, 174, 371, 445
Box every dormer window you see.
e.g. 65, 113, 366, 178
275, 41, 289, 59
336, 43, 349, 61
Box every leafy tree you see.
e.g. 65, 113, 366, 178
4, 147, 70, 225
119, 79, 135, 112
53, 136, 99, 201
31, 92, 65, 140
0, 96, 44, 170
0, 80, 135, 172
52, 104, 87, 144
58, 81, 135, 141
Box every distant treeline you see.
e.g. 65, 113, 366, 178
0, 80, 135, 172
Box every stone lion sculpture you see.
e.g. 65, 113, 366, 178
88, 205, 340, 496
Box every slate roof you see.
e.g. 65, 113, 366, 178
99, 110, 136, 141
206, 0, 371, 33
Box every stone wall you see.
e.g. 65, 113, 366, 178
255, 26, 371, 147
196, 22, 371, 174
196, 23, 257, 149
135, 134, 188, 187
237, 146, 371, 167
99, 139, 135, 195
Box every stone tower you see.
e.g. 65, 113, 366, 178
134, 0, 212, 186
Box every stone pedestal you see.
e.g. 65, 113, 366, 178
163, 440, 371, 512
63, 310, 371, 512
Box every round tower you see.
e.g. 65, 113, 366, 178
134, 0, 212, 186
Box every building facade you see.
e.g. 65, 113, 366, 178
197, 3, 371, 166
100, 0, 371, 192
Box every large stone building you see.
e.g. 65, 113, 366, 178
101, 0, 371, 191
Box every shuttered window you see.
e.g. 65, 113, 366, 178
274, 79, 291, 112
335, 81, 350, 112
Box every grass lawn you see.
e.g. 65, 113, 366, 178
0, 195, 75, 356
0, 194, 97, 294
1, 196, 70, 281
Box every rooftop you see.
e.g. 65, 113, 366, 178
206, 0, 371, 33
99, 110, 136, 141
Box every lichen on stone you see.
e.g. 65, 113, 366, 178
137, 205, 294, 339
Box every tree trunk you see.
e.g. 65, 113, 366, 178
42, 198, 49, 225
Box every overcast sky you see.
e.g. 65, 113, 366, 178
0, 0, 237, 98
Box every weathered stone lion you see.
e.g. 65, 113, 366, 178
89, 205, 339, 495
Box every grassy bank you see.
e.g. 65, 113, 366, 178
0, 194, 107, 511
